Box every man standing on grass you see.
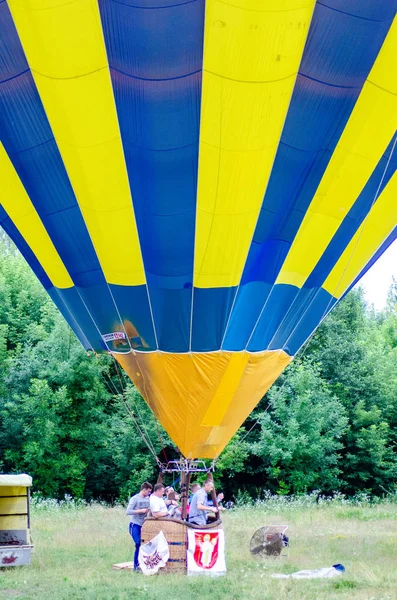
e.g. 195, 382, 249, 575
126, 481, 153, 571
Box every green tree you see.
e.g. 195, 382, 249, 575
251, 361, 348, 494
300, 289, 397, 494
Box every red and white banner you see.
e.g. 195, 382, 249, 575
187, 529, 226, 576
138, 531, 169, 576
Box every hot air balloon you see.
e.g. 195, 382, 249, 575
1, 0, 397, 465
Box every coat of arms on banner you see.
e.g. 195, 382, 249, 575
193, 532, 219, 569
187, 529, 226, 575
138, 531, 169, 576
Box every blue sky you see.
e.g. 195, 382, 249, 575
357, 240, 397, 309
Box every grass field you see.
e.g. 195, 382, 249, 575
0, 495, 396, 600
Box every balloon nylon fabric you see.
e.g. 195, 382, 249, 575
0, 0, 397, 458
115, 349, 291, 458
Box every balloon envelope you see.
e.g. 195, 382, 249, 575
1, 0, 397, 458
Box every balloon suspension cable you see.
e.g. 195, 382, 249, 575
238, 327, 322, 444
158, 458, 215, 474
123, 398, 162, 467
109, 352, 169, 463
113, 359, 161, 464
91, 351, 162, 466
154, 421, 169, 465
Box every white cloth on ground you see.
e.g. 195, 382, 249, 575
272, 566, 343, 579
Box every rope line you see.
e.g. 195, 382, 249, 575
103, 371, 121, 397
122, 396, 160, 464
114, 356, 169, 461
189, 64, 225, 353
145, 285, 160, 350
111, 355, 159, 459
154, 420, 169, 464
238, 301, 335, 445
238, 406, 270, 445
94, 351, 159, 460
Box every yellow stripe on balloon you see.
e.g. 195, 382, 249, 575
194, 0, 315, 289
0, 144, 73, 289
200, 352, 249, 427
8, 0, 145, 286
277, 17, 397, 289
324, 170, 397, 299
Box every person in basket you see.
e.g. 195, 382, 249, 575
150, 483, 169, 519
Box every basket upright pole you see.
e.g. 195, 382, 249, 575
206, 471, 219, 510
181, 471, 191, 521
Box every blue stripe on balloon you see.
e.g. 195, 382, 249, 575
0, 204, 52, 290
191, 287, 237, 352
0, 204, 98, 350
0, 0, 26, 82
221, 0, 396, 352
100, 0, 204, 352
267, 286, 337, 356
244, 134, 397, 354
231, 284, 336, 355
244, 133, 397, 355
305, 132, 397, 289
48, 288, 99, 351
317, 0, 397, 22
247, 284, 299, 353
0, 1, 156, 351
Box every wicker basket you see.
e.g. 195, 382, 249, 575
141, 518, 223, 574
